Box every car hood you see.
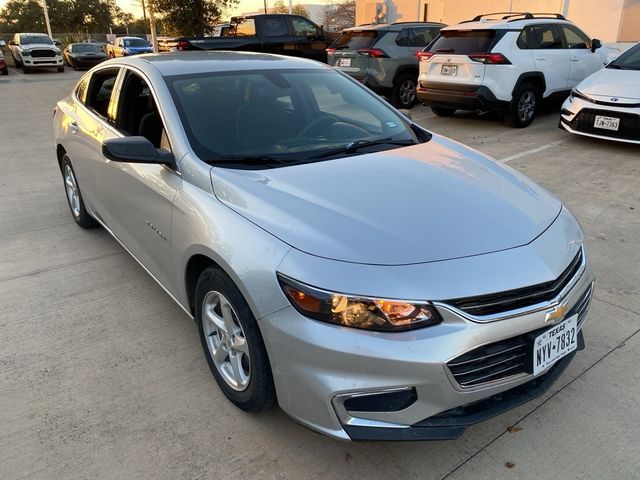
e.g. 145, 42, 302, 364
577, 67, 640, 101
210, 135, 562, 265
21, 43, 56, 50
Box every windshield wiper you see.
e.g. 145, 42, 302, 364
207, 155, 292, 168
309, 138, 417, 160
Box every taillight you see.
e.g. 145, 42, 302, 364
416, 51, 434, 61
357, 48, 388, 58
177, 40, 189, 51
468, 53, 511, 65
326, 48, 336, 56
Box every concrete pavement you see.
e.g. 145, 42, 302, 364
1, 68, 639, 479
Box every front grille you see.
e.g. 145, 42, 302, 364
570, 108, 640, 141
444, 249, 583, 317
447, 284, 593, 388
30, 49, 56, 58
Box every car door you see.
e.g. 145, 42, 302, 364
561, 24, 604, 88
98, 68, 181, 287
258, 16, 291, 56
518, 23, 570, 95
64, 67, 123, 221
289, 16, 327, 62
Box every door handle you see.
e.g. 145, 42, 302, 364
535, 56, 546, 61
571, 56, 580, 62
69, 121, 79, 134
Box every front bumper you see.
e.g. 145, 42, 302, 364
417, 82, 509, 112
260, 255, 594, 441
559, 95, 640, 144
22, 56, 63, 68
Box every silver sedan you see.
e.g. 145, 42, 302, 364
53, 52, 594, 441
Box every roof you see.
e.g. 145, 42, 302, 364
122, 51, 331, 76
345, 22, 446, 33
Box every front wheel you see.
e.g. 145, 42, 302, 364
1, 66, 7, 76
507, 83, 540, 128
196, 267, 276, 413
60, 155, 98, 228
391, 74, 417, 109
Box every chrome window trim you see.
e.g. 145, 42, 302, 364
434, 245, 586, 324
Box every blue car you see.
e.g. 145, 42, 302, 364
108, 36, 153, 58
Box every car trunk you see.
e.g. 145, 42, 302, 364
329, 30, 380, 81
419, 30, 498, 87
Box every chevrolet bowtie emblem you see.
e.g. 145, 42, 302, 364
610, 97, 619, 102
545, 303, 568, 324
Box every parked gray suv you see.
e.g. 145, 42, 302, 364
328, 22, 445, 108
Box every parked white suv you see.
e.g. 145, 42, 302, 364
417, 13, 607, 127
9, 33, 64, 73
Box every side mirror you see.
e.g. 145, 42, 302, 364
591, 38, 602, 52
102, 137, 174, 166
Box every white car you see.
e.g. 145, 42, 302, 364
8, 33, 64, 73
560, 42, 640, 144
417, 12, 607, 127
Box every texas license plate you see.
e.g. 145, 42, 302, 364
532, 315, 577, 376
339, 58, 351, 67
441, 64, 457, 76
594, 115, 620, 131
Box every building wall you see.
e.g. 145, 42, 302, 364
355, 0, 636, 42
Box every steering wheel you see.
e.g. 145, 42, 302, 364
298, 115, 338, 138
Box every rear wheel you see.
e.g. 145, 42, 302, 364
431, 106, 456, 117
391, 73, 417, 109
507, 83, 540, 128
196, 267, 276, 413
1, 66, 7, 76
60, 155, 98, 228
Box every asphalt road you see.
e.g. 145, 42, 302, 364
1, 67, 639, 480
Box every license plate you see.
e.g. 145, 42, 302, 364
594, 115, 620, 131
533, 315, 578, 375
339, 58, 351, 67
441, 64, 457, 76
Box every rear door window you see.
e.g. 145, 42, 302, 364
291, 17, 319, 37
427, 30, 496, 54
85, 69, 120, 121
334, 31, 379, 50
517, 24, 563, 49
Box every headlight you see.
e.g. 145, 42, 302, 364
278, 274, 442, 332
22, 50, 31, 56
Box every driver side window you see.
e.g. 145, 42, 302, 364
562, 25, 591, 49
116, 71, 170, 150
291, 18, 318, 37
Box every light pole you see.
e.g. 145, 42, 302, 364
41, 0, 53, 38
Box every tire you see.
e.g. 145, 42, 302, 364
22, 65, 30, 74
1, 67, 7, 76
391, 73, 417, 109
507, 83, 540, 128
60, 155, 98, 228
431, 106, 456, 117
196, 266, 276, 413
57, 66, 64, 73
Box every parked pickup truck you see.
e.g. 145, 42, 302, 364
173, 14, 330, 63
107, 36, 153, 58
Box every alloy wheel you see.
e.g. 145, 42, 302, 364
202, 291, 251, 391
63, 164, 81, 218
399, 79, 416, 107
518, 90, 536, 122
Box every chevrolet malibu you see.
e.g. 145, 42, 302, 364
53, 52, 594, 441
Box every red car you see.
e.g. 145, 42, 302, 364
0, 50, 8, 75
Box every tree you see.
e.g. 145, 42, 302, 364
271, 0, 309, 18
152, 0, 238, 37
324, 0, 355, 31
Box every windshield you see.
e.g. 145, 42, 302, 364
124, 38, 149, 47
165, 69, 420, 166
426, 30, 496, 54
73, 44, 101, 53
607, 43, 640, 70
21, 35, 53, 45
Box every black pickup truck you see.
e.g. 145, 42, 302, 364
172, 14, 331, 63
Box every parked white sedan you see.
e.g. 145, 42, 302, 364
560, 42, 640, 144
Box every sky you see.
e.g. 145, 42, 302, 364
0, 0, 324, 18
